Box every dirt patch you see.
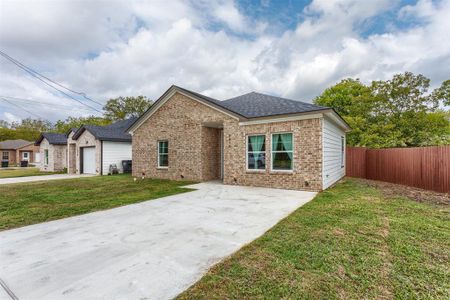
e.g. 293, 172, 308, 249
354, 178, 449, 206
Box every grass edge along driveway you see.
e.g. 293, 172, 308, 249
0, 174, 194, 231
0, 167, 63, 179
178, 179, 450, 299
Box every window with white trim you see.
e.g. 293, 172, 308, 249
341, 136, 345, 168
271, 133, 293, 171
247, 135, 265, 170
2, 151, 8, 161
158, 141, 168, 168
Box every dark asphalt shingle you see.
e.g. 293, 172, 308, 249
73, 118, 137, 142
220, 92, 328, 118
175, 86, 328, 118
40, 133, 67, 145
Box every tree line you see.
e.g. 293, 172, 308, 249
0, 96, 153, 141
1, 72, 449, 147
314, 72, 449, 147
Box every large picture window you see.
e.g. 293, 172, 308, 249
158, 141, 168, 168
271, 133, 293, 171
247, 135, 265, 170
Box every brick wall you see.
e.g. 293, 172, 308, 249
39, 138, 67, 172
67, 130, 101, 175
132, 92, 323, 191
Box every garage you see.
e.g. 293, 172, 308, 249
82, 147, 96, 174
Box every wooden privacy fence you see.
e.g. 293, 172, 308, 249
346, 146, 450, 193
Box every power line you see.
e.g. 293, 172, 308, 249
0, 95, 97, 113
0, 50, 103, 106
0, 50, 103, 113
0, 97, 45, 119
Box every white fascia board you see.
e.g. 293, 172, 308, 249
323, 111, 351, 132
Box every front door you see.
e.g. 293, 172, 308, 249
22, 152, 30, 161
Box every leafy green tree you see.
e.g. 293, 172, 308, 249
5, 118, 54, 141
314, 72, 450, 148
432, 79, 450, 106
103, 96, 152, 121
54, 116, 111, 133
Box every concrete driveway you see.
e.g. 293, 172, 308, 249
0, 182, 316, 300
0, 174, 95, 185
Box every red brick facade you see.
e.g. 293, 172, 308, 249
132, 92, 323, 191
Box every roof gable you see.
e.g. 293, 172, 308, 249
36, 133, 68, 145
127, 85, 243, 133
72, 118, 136, 142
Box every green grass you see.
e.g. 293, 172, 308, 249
0, 174, 194, 230
0, 167, 61, 178
179, 179, 450, 299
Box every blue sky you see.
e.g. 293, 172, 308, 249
0, 0, 449, 122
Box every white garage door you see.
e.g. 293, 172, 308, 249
82, 147, 96, 174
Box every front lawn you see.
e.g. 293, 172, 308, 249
0, 175, 194, 230
0, 167, 61, 178
179, 179, 450, 299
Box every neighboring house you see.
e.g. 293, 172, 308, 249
128, 85, 350, 191
68, 119, 136, 175
35, 133, 68, 172
0, 139, 40, 167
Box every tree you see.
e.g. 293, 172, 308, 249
103, 96, 153, 121
54, 116, 111, 133
5, 118, 54, 141
432, 79, 450, 106
314, 72, 450, 148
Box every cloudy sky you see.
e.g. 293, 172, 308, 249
0, 0, 449, 123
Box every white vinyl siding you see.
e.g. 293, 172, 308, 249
322, 117, 346, 189
102, 141, 132, 175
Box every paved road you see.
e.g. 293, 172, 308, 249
0, 174, 95, 185
0, 182, 316, 300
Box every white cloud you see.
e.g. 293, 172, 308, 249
3, 112, 20, 124
0, 0, 449, 122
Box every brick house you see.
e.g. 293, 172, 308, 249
128, 85, 350, 191
35, 133, 68, 172
67, 119, 135, 175
0, 139, 40, 167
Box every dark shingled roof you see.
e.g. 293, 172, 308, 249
36, 133, 67, 145
175, 86, 328, 118
0, 139, 33, 150
220, 92, 328, 118
73, 118, 137, 142
127, 85, 347, 132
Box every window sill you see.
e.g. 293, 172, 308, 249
270, 170, 294, 174
246, 169, 266, 174
156, 167, 168, 170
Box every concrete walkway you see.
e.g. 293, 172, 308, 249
0, 174, 95, 185
0, 182, 316, 300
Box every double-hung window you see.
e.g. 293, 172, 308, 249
247, 135, 265, 170
2, 151, 8, 161
271, 133, 293, 171
158, 141, 168, 168
44, 149, 49, 165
